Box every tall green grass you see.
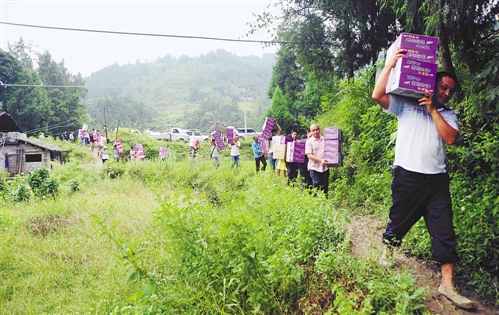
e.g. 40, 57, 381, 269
0, 164, 158, 313
0, 148, 429, 314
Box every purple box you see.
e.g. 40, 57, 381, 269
261, 117, 276, 140
386, 33, 439, 64
324, 139, 341, 152
286, 141, 305, 163
323, 127, 343, 140
226, 126, 235, 144
387, 72, 435, 99
395, 58, 437, 77
325, 151, 343, 167
211, 131, 226, 150
258, 135, 269, 154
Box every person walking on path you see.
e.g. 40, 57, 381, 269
229, 135, 241, 168
99, 146, 109, 164
286, 129, 300, 184
113, 144, 119, 162
189, 138, 200, 171
267, 123, 282, 171
305, 124, 329, 195
372, 47, 475, 310
129, 147, 136, 161
252, 136, 267, 172
210, 139, 220, 169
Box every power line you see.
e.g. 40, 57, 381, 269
1, 83, 87, 88
1, 82, 251, 89
0, 21, 284, 45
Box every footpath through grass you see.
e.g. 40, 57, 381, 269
0, 144, 430, 314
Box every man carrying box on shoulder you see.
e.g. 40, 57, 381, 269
305, 124, 329, 196
372, 48, 475, 310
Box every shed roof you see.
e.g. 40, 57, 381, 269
0, 111, 22, 132
20, 138, 65, 152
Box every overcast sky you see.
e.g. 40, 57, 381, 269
1, 0, 279, 77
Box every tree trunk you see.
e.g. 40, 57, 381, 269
437, 21, 463, 101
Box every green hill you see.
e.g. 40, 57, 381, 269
84, 50, 275, 133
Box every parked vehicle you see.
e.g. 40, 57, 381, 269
235, 127, 260, 140
146, 127, 189, 141
185, 130, 209, 142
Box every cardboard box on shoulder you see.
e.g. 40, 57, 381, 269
387, 72, 435, 99
226, 126, 235, 144
261, 117, 276, 140
395, 58, 437, 77
211, 131, 226, 150
385, 33, 439, 65
385, 32, 439, 99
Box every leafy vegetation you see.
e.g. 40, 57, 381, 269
0, 141, 431, 314
1, 0, 499, 311
84, 50, 275, 133
253, 0, 499, 305
1, 39, 88, 136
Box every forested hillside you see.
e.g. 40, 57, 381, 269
84, 50, 275, 133
0, 39, 87, 136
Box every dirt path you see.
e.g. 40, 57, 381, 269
346, 215, 499, 315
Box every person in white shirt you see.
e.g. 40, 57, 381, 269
229, 136, 241, 168
305, 124, 329, 195
372, 47, 474, 310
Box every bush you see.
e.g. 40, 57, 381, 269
28, 168, 59, 199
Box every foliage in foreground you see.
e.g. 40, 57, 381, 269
313, 68, 499, 305
0, 149, 430, 314
101, 166, 428, 314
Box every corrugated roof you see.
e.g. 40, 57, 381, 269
20, 138, 66, 152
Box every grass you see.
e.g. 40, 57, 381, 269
0, 170, 159, 314
0, 143, 430, 314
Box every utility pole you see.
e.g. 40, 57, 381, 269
115, 120, 120, 141
239, 85, 250, 138
103, 105, 109, 143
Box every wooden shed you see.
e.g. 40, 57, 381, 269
0, 111, 65, 176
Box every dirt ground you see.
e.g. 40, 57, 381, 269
345, 215, 499, 315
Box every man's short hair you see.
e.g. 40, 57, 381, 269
436, 71, 458, 84
291, 128, 299, 134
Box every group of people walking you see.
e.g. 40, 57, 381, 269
247, 122, 330, 195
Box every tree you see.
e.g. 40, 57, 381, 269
7, 38, 35, 71
267, 46, 304, 101
0, 50, 51, 133
252, 0, 398, 79
266, 86, 295, 132
185, 93, 244, 131
380, 0, 499, 92
36, 51, 88, 136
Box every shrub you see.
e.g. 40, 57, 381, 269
28, 168, 59, 199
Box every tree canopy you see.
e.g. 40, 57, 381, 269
0, 39, 88, 136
